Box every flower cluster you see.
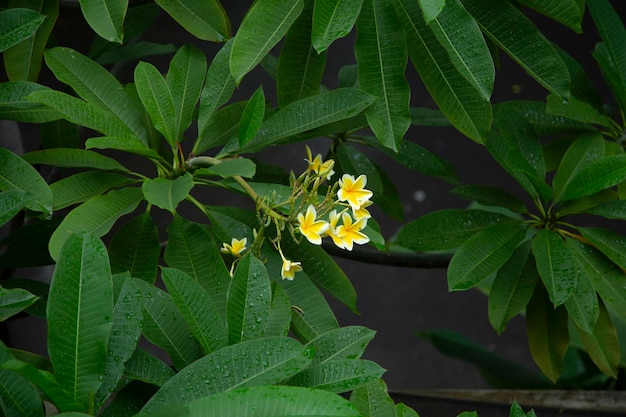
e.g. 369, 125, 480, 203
220, 146, 374, 281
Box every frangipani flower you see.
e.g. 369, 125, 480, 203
305, 146, 335, 180
220, 237, 247, 257
353, 199, 373, 221
326, 209, 347, 249
297, 205, 329, 245
335, 212, 369, 251
337, 174, 373, 211
281, 257, 303, 280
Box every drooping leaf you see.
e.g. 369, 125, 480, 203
0, 81, 61, 122
564, 272, 599, 335
161, 267, 228, 354
237, 87, 265, 145
546, 94, 613, 128
23, 148, 129, 172
516, 0, 583, 33
356, 0, 410, 151
312, 0, 362, 53
229, 0, 303, 83
78, 0, 127, 43
593, 41, 626, 115
154, 0, 230, 41
85, 136, 166, 163
47, 232, 113, 407
448, 223, 526, 291
108, 213, 160, 283
349, 379, 396, 417
50, 171, 132, 211
561, 154, 626, 201
0, 147, 52, 215
197, 39, 235, 133
287, 359, 385, 393
578, 227, 626, 271
140, 337, 312, 413
48, 187, 143, 261
123, 348, 174, 387
306, 326, 376, 365
195, 158, 256, 179
451, 184, 527, 214
0, 341, 43, 417
0, 8, 45, 53
585, 200, 626, 221
0, 190, 33, 227
141, 172, 193, 213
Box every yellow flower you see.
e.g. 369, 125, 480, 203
305, 146, 335, 180
326, 210, 347, 249
337, 174, 373, 211
335, 212, 369, 251
281, 257, 303, 280
353, 199, 373, 221
220, 237, 247, 257
297, 205, 329, 245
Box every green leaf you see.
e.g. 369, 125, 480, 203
278, 3, 326, 106
229, 0, 303, 83
488, 240, 539, 333
23, 148, 129, 171
194, 101, 246, 155
40, 118, 79, 149
0, 190, 33, 227
561, 155, 626, 201
525, 285, 569, 382
460, 0, 570, 100
108, 213, 160, 283
418, 0, 445, 22
123, 348, 174, 387
238, 87, 265, 145
395, 0, 491, 142
161, 267, 228, 354
95, 41, 177, 66
593, 42, 626, 115
196, 158, 256, 179
448, 223, 526, 291
79, 0, 127, 43
48, 187, 143, 261
532, 229, 579, 307
451, 184, 527, 214
287, 359, 384, 393
349, 379, 396, 417
141, 172, 193, 213
85, 136, 165, 163
197, 39, 235, 133
154, 0, 230, 41
396, 209, 517, 251
546, 94, 613, 128
356, 0, 410, 150
396, 403, 420, 417
0, 286, 38, 321
0, 341, 42, 417
140, 337, 312, 412
239, 88, 375, 153
0, 81, 61, 122
0, 218, 60, 268
516, 0, 583, 33
47, 232, 113, 407
264, 283, 291, 337
564, 271, 599, 335
312, 0, 362, 53
166, 44, 207, 139
0, 147, 52, 215
579, 227, 626, 271
26, 89, 136, 139
44, 47, 147, 143
3, 0, 58, 82
428, 0, 494, 100
131, 278, 203, 370
94, 278, 143, 408
585, 199, 626, 220
0, 8, 44, 52
164, 216, 231, 316
226, 254, 272, 344
574, 300, 620, 378
552, 132, 605, 203
307, 326, 376, 365
134, 61, 177, 146
50, 171, 131, 211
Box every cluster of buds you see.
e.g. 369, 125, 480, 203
220, 146, 374, 281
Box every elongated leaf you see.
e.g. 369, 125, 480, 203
561, 154, 626, 201
451, 184, 527, 214
96, 41, 177, 66
44, 47, 146, 143
0, 190, 32, 227
287, 359, 384, 393
94, 278, 143, 408
123, 348, 174, 387
448, 223, 526, 291
546, 94, 613, 128
574, 300, 620, 378
564, 272, 599, 335
594, 42, 626, 115
195, 101, 246, 154
395, 0, 491, 142
108, 213, 160, 283
552, 132, 605, 202
85, 136, 165, 163
161, 267, 227, 354
50, 171, 131, 211
356, 0, 410, 150
229, 0, 303, 83
350, 379, 396, 417
140, 337, 311, 412
47, 232, 113, 406
0, 286, 38, 321
525, 285, 569, 382
197, 39, 235, 133
131, 278, 203, 370
238, 87, 265, 145
239, 88, 375, 153
27, 89, 136, 138
312, 0, 362, 53
307, 326, 376, 365
396, 403, 420, 417
264, 283, 291, 337
0, 147, 52, 215
488, 240, 539, 333
516, 0, 583, 33
226, 254, 272, 344
586, 199, 626, 221
0, 8, 44, 52
134, 61, 177, 146
48, 187, 142, 261
166, 44, 207, 139
40, 118, 79, 149
0, 342, 42, 417
154, 0, 230, 41
461, 0, 570, 100
396, 209, 516, 251
278, 3, 326, 106
4, 0, 58, 82
141, 172, 193, 213
23, 148, 128, 171
196, 158, 256, 179
579, 227, 626, 270
0, 81, 61, 122
79, 0, 127, 43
